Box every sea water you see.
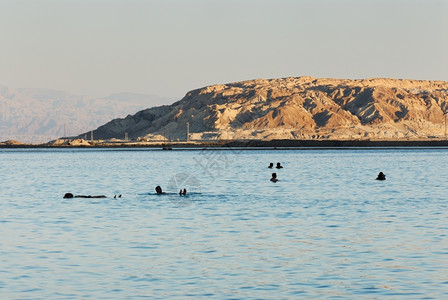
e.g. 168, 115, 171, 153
0, 148, 448, 299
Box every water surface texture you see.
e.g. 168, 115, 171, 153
1, 148, 448, 299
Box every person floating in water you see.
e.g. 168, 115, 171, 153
155, 186, 164, 194
179, 188, 187, 195
268, 163, 273, 168
63, 193, 106, 199
270, 173, 279, 182
276, 162, 283, 169
376, 172, 386, 180
113, 194, 122, 198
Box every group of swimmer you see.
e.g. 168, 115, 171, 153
63, 187, 187, 199
63, 163, 386, 199
268, 162, 386, 182
268, 162, 283, 169
269, 162, 283, 182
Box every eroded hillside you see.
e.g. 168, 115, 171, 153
89, 77, 448, 140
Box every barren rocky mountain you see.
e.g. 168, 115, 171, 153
0, 86, 172, 142
87, 77, 448, 141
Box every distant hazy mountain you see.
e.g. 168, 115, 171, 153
0, 86, 174, 142
87, 77, 448, 141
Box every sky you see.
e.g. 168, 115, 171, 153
0, 0, 447, 101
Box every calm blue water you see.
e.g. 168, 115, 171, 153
1, 148, 448, 299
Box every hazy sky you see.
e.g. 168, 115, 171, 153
0, 0, 447, 100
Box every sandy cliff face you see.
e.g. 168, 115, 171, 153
89, 77, 448, 140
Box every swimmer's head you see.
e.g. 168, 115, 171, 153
155, 186, 162, 194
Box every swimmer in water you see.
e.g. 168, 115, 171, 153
376, 172, 386, 180
63, 193, 106, 199
179, 188, 187, 195
276, 162, 283, 169
155, 186, 163, 194
270, 173, 279, 182
268, 163, 273, 168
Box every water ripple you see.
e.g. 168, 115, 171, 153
1, 149, 448, 298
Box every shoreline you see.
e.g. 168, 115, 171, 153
3, 139, 448, 149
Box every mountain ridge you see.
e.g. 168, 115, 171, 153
87, 76, 448, 141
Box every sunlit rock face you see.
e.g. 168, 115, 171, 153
89, 77, 448, 141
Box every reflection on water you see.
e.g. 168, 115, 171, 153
1, 148, 448, 299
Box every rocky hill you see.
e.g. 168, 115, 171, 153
86, 77, 448, 141
0, 86, 172, 142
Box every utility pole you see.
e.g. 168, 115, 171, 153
445, 112, 447, 139
91, 130, 93, 143
64, 123, 66, 137
187, 122, 190, 141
